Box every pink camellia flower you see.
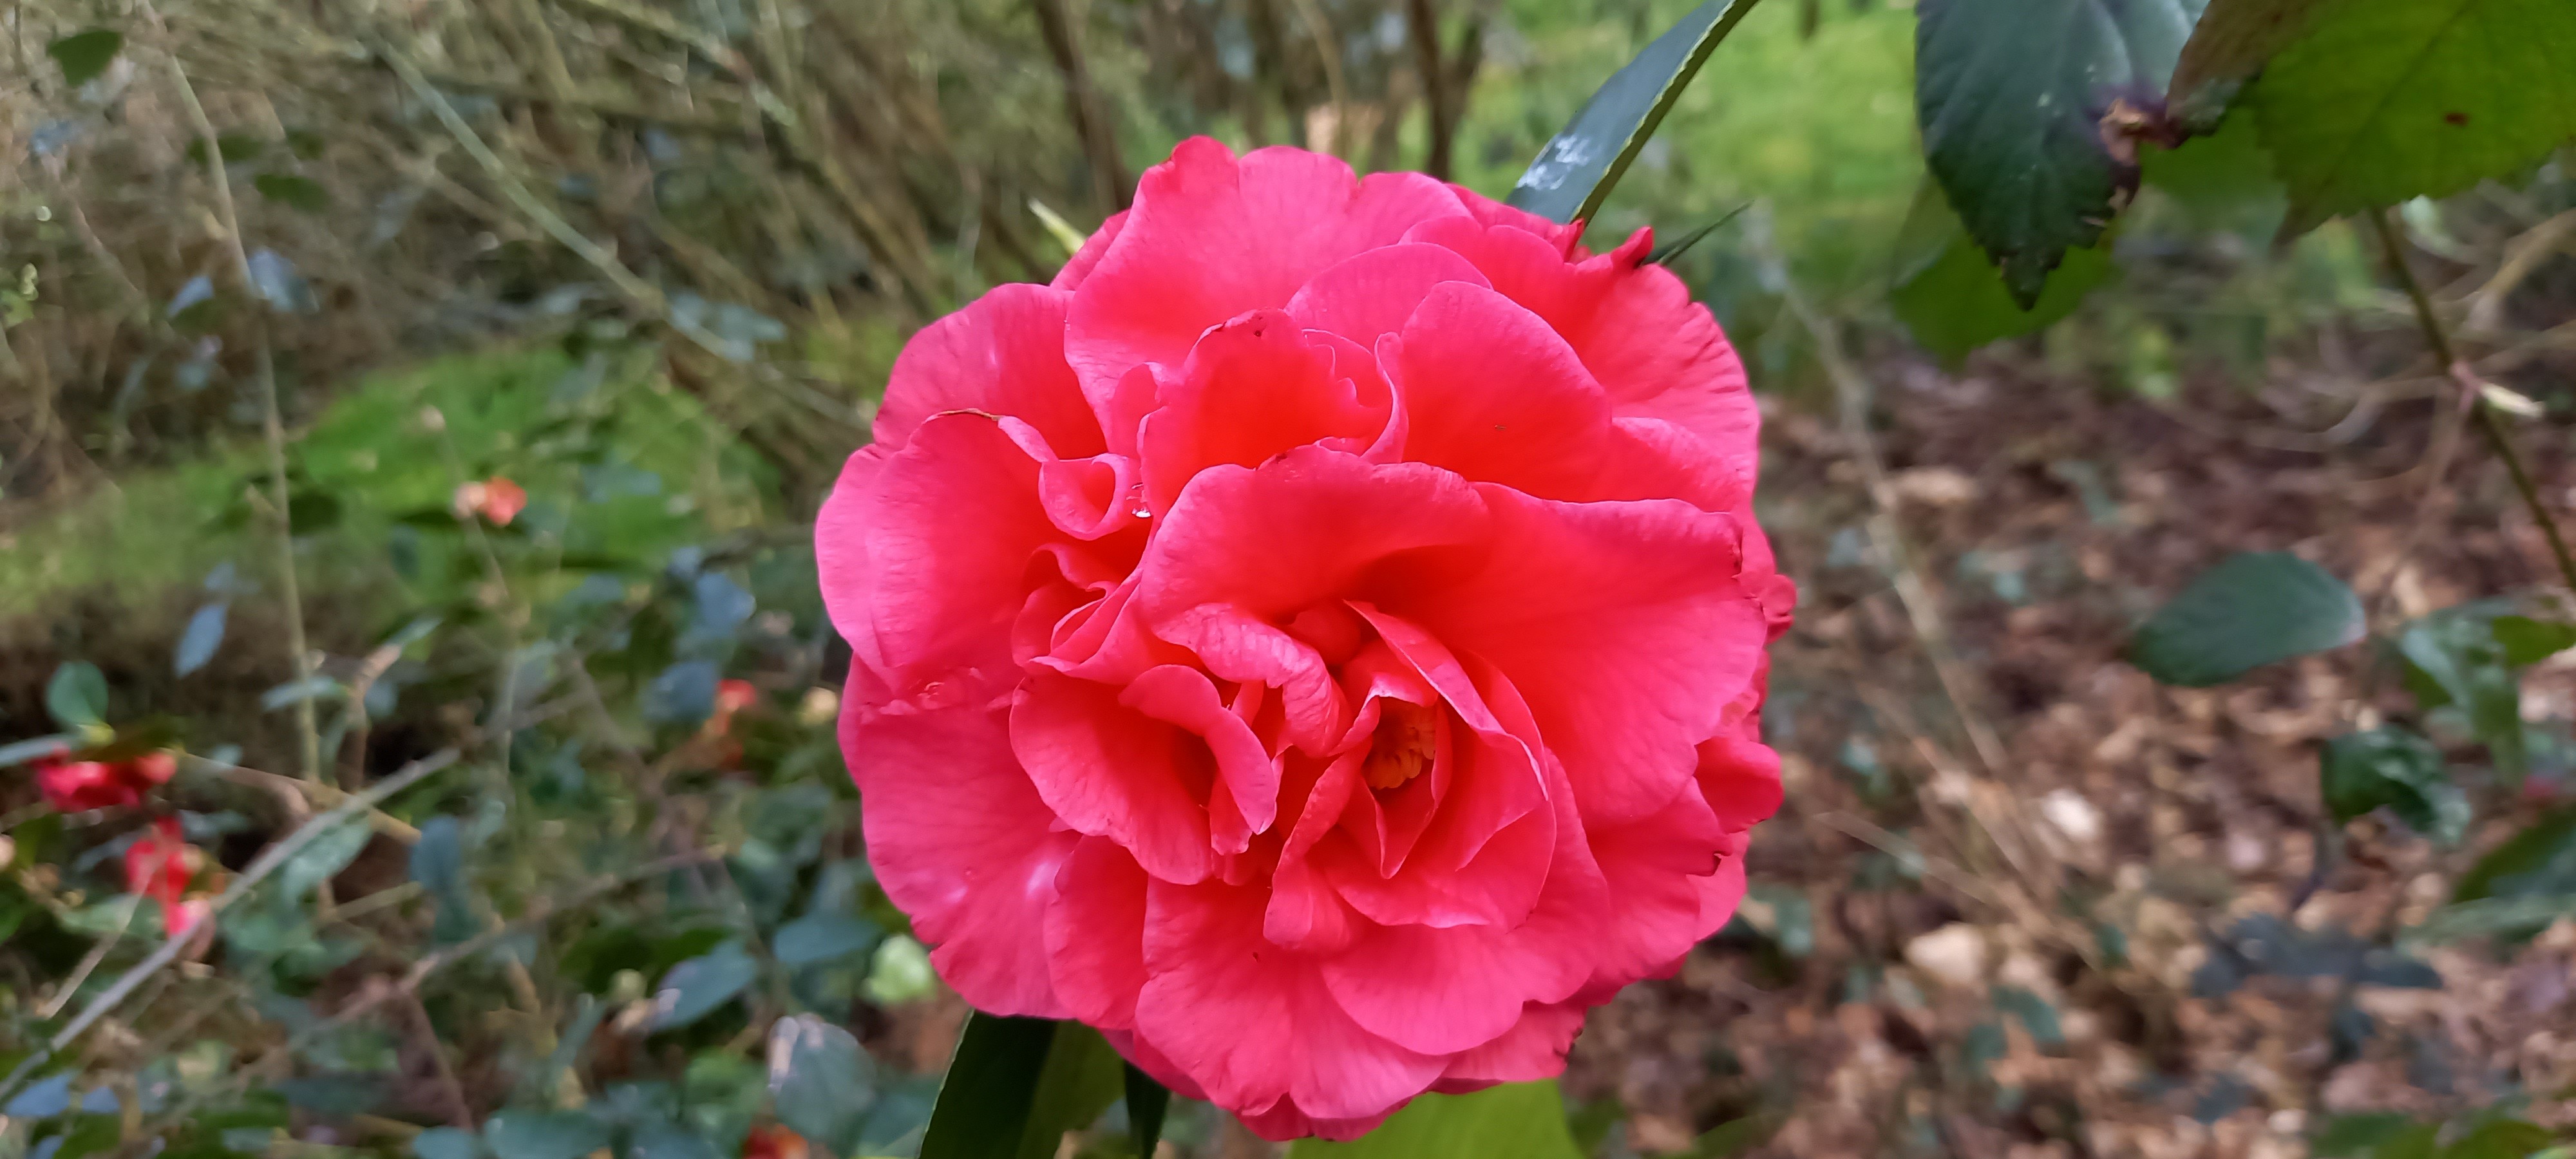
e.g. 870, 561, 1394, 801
818, 138, 1793, 1140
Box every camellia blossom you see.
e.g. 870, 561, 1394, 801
124, 816, 201, 936
818, 138, 1793, 1139
35, 749, 177, 813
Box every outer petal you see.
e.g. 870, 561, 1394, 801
875, 283, 1103, 459
1399, 488, 1768, 825
1431, 1000, 1587, 1091
1066, 137, 1466, 393
844, 665, 1072, 1017
1135, 877, 1443, 1124
815, 446, 889, 670
1050, 209, 1129, 291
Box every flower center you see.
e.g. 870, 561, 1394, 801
1361, 699, 1438, 790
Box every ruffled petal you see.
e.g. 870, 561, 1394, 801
1011, 671, 1217, 883
876, 283, 1103, 459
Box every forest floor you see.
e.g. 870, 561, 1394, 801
1564, 346, 2576, 1159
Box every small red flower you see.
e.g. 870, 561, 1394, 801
741, 1126, 808, 1159
36, 755, 136, 811
33, 749, 178, 813
715, 679, 759, 719
453, 476, 529, 526
124, 818, 200, 936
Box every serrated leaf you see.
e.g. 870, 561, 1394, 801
1506, 0, 1759, 225
768, 1015, 877, 1155
2321, 728, 2467, 843
1914, 0, 2206, 306
176, 601, 229, 677
47, 28, 121, 87
1889, 180, 2114, 362
252, 173, 328, 213
919, 1016, 1126, 1159
2251, 0, 2576, 232
2168, 0, 2334, 124
652, 941, 758, 1031
2129, 552, 2363, 686
1289, 1080, 1585, 1158
484, 1111, 610, 1159
46, 661, 109, 729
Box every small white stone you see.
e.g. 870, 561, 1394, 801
2040, 789, 2103, 845
1906, 923, 1989, 988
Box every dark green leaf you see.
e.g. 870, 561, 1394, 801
46, 29, 122, 87
1889, 180, 2114, 362
1287, 1080, 1585, 1158
1506, 0, 1759, 225
919, 1015, 1126, 1159
279, 816, 372, 902
2168, 0, 2334, 125
1993, 985, 2067, 1048
2320, 728, 2467, 843
410, 815, 478, 944
2251, 0, 2576, 232
2398, 607, 2532, 782
176, 601, 229, 677
46, 661, 109, 730
1914, 0, 2205, 305
2441, 1119, 2553, 1159
183, 133, 268, 165
1124, 1064, 1170, 1159
2456, 809, 2576, 902
2129, 552, 2363, 686
768, 1014, 877, 1155
651, 942, 758, 1031
2494, 615, 2576, 667
253, 173, 329, 213
2409, 894, 2576, 945
1691, 1113, 1787, 1158
772, 912, 881, 967
484, 1111, 611, 1159
2139, 111, 2289, 238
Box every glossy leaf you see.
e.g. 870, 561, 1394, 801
768, 1014, 877, 1155
652, 941, 759, 1031
2251, 0, 2576, 232
46, 28, 122, 87
2128, 552, 2363, 686
175, 601, 229, 677
2396, 606, 2532, 782
46, 661, 109, 730
1914, 0, 2204, 305
918, 1015, 1124, 1159
1290, 1080, 1585, 1158
1506, 0, 1758, 225
2320, 728, 2467, 843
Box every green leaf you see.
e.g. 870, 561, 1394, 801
2494, 615, 2576, 667
2456, 809, 2576, 902
2168, 0, 2335, 124
767, 1014, 878, 1156
2128, 552, 2363, 686
1124, 1064, 1170, 1159
1913, 0, 2206, 306
1889, 181, 2114, 362
772, 912, 882, 966
484, 1111, 610, 1159
2442, 1120, 2555, 1159
411, 1126, 484, 1159
1288, 1080, 1584, 1158
279, 816, 373, 903
253, 173, 329, 213
2412, 894, 2576, 944
2313, 1113, 2419, 1158
2320, 728, 2467, 843
651, 941, 759, 1031
410, 816, 478, 944
919, 1015, 1125, 1159
47, 28, 122, 87
1505, 0, 1759, 225
1692, 1113, 1787, 1158
2397, 606, 2532, 782
2139, 110, 2289, 239
176, 602, 229, 677
2251, 0, 2576, 232
46, 661, 109, 730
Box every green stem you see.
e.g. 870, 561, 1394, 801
2370, 207, 2576, 596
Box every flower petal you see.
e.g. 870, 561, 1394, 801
1045, 836, 1151, 1029
1012, 671, 1217, 883
876, 283, 1103, 459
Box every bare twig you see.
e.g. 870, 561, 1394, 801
144, 1, 322, 783
2371, 207, 2576, 596
1031, 0, 1130, 212
1404, 0, 1455, 178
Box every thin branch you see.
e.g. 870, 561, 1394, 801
144, 1, 322, 783
2371, 208, 2576, 595
1032, 0, 1130, 211
1405, 0, 1455, 179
